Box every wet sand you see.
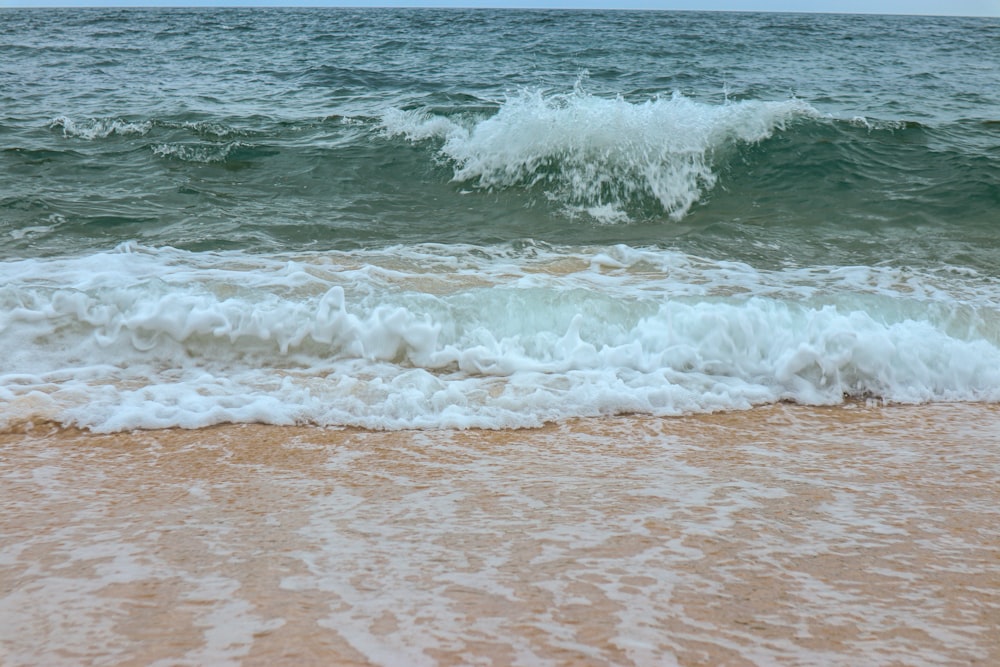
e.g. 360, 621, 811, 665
1, 403, 999, 666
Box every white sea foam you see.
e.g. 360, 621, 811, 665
2, 243, 999, 431
381, 89, 817, 221
48, 116, 152, 140
151, 141, 249, 163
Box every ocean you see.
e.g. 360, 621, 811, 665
2, 8, 999, 666
3, 7, 1000, 431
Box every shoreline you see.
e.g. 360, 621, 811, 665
2, 403, 999, 665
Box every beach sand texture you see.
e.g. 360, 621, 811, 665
2, 403, 998, 666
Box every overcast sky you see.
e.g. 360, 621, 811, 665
4, 0, 999, 16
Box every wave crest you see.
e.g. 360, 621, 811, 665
382, 90, 817, 222
48, 115, 152, 140
152, 141, 246, 163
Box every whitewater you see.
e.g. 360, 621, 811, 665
4, 240, 1000, 431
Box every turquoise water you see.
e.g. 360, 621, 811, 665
2, 8, 1000, 430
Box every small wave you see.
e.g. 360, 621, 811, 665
151, 141, 256, 164
49, 115, 260, 142
48, 115, 152, 140
167, 119, 260, 139
846, 116, 925, 132
382, 89, 817, 222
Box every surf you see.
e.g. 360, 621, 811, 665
382, 87, 818, 222
3, 243, 1000, 432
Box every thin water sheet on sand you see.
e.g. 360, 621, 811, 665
1, 403, 998, 666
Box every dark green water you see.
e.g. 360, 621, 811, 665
3, 8, 999, 268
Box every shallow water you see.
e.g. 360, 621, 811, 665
3, 404, 998, 666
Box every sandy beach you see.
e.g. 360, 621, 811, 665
2, 403, 998, 666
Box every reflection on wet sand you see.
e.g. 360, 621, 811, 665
2, 403, 999, 666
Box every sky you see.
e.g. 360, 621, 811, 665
3, 0, 999, 16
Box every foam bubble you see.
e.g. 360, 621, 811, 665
382, 89, 817, 221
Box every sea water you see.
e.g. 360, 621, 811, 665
2, 8, 1000, 431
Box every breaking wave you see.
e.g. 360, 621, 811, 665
3, 243, 1000, 432
382, 89, 817, 222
